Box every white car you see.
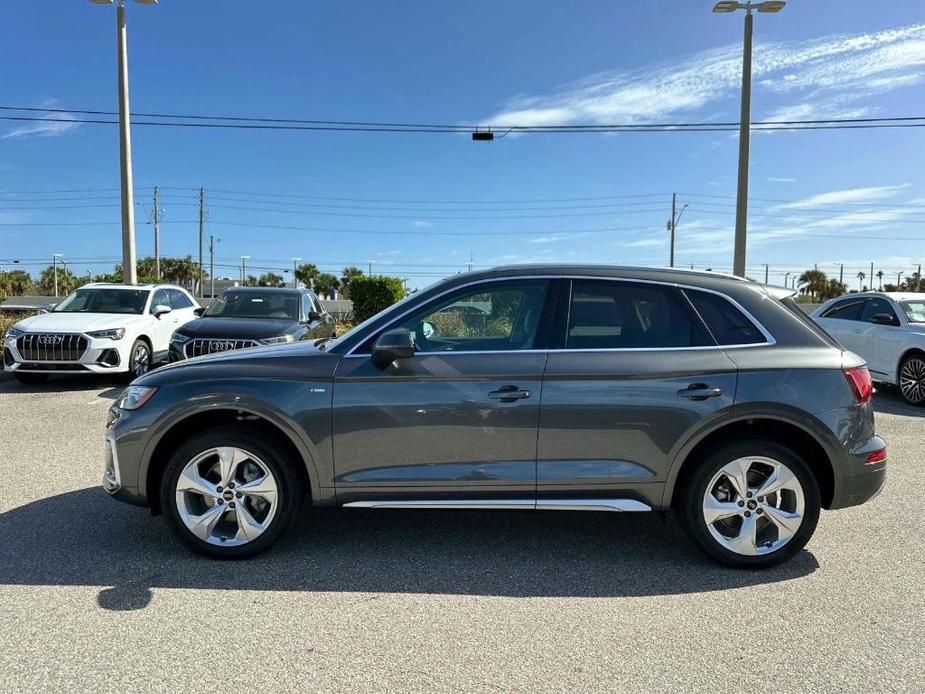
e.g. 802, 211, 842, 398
3, 283, 199, 385
812, 292, 925, 405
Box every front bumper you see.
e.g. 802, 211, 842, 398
102, 405, 150, 507
4, 332, 127, 374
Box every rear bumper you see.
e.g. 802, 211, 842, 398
830, 435, 887, 510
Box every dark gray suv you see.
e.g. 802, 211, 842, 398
103, 265, 886, 568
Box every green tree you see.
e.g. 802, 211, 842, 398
797, 269, 828, 302
875, 270, 884, 291
244, 275, 258, 287
294, 263, 319, 289
257, 272, 286, 287
339, 266, 364, 298
822, 279, 848, 300
0, 270, 35, 296
856, 271, 866, 292
313, 273, 340, 298
348, 275, 405, 323
36, 265, 78, 296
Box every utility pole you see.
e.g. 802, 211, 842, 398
870, 262, 874, 288
917, 263, 922, 291
209, 235, 218, 298
838, 263, 843, 284
466, 251, 474, 272
897, 272, 904, 288
52, 253, 63, 297
763, 264, 768, 284
784, 271, 790, 288
292, 257, 301, 289
367, 259, 375, 276
241, 255, 250, 285
198, 187, 205, 297
117, 0, 138, 285
153, 185, 160, 280
666, 194, 688, 268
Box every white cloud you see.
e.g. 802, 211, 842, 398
3, 108, 78, 140
619, 237, 666, 248
777, 184, 910, 209
767, 177, 796, 184
528, 232, 595, 244
411, 220, 431, 228
483, 24, 925, 128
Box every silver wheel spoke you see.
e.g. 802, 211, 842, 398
176, 467, 216, 499
188, 504, 225, 542
756, 463, 798, 498
236, 474, 278, 503
762, 505, 802, 540
233, 502, 266, 543
726, 512, 759, 556
216, 447, 245, 487
719, 458, 751, 499
703, 496, 741, 525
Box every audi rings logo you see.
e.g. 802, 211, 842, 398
210, 341, 235, 352
38, 335, 65, 345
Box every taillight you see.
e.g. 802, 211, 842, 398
866, 449, 886, 465
844, 366, 873, 404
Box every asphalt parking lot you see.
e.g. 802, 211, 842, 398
0, 375, 922, 693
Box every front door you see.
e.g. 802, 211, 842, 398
536, 279, 739, 506
859, 296, 902, 379
332, 279, 553, 503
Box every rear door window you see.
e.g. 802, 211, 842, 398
565, 280, 709, 349
860, 297, 897, 323
167, 288, 194, 309
821, 298, 865, 321
684, 290, 766, 345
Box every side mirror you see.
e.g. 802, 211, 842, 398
871, 313, 898, 326
194, 306, 205, 317
153, 304, 172, 318
307, 310, 322, 322
371, 328, 416, 368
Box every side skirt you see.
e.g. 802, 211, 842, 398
342, 499, 652, 512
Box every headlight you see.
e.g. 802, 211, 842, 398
262, 334, 295, 344
115, 386, 158, 410
170, 332, 192, 343
5, 326, 25, 339
88, 328, 126, 340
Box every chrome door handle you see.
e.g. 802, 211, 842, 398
489, 385, 532, 402
677, 384, 724, 400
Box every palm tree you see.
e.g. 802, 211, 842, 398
798, 269, 828, 301
857, 271, 866, 292
876, 270, 884, 291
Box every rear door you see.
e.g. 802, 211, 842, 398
536, 279, 740, 505
814, 297, 868, 354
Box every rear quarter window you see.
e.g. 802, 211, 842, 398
684, 290, 766, 345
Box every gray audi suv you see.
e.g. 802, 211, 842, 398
103, 265, 886, 568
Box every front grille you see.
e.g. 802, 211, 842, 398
17, 333, 88, 362
184, 338, 261, 358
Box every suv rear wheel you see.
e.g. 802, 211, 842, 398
678, 440, 820, 568
160, 426, 304, 559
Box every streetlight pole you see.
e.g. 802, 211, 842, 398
241, 256, 250, 285
91, 0, 158, 284
209, 235, 219, 298
52, 253, 63, 297
367, 260, 375, 276
152, 185, 160, 280
292, 257, 301, 289
667, 194, 688, 268
713, 1, 786, 277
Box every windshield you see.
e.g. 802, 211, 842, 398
205, 292, 299, 320
54, 288, 149, 314
899, 300, 925, 324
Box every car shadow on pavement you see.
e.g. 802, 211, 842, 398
872, 385, 925, 418
0, 487, 818, 611
0, 374, 126, 399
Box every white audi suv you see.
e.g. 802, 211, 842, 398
812, 292, 925, 405
3, 283, 199, 384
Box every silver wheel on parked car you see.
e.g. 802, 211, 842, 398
899, 355, 925, 405
129, 339, 151, 378
702, 456, 805, 557
175, 446, 279, 547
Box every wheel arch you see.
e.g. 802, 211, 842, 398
664, 415, 837, 510
896, 346, 925, 384
142, 406, 317, 516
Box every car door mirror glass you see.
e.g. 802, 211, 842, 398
870, 313, 898, 326
153, 304, 172, 318
371, 328, 416, 367
193, 307, 205, 317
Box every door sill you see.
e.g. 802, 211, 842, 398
342, 499, 651, 512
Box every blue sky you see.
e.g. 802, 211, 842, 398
2, 1, 925, 289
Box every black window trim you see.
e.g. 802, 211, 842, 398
341, 275, 776, 356
821, 297, 868, 320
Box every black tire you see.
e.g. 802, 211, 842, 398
13, 372, 50, 385
897, 353, 925, 406
123, 338, 151, 383
677, 439, 821, 569
160, 425, 304, 559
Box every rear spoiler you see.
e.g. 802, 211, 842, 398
761, 284, 798, 300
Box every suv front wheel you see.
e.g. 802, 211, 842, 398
160, 426, 304, 559
678, 440, 821, 568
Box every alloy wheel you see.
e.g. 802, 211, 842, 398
132, 344, 150, 377
899, 357, 925, 404
175, 446, 279, 546
702, 456, 805, 557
